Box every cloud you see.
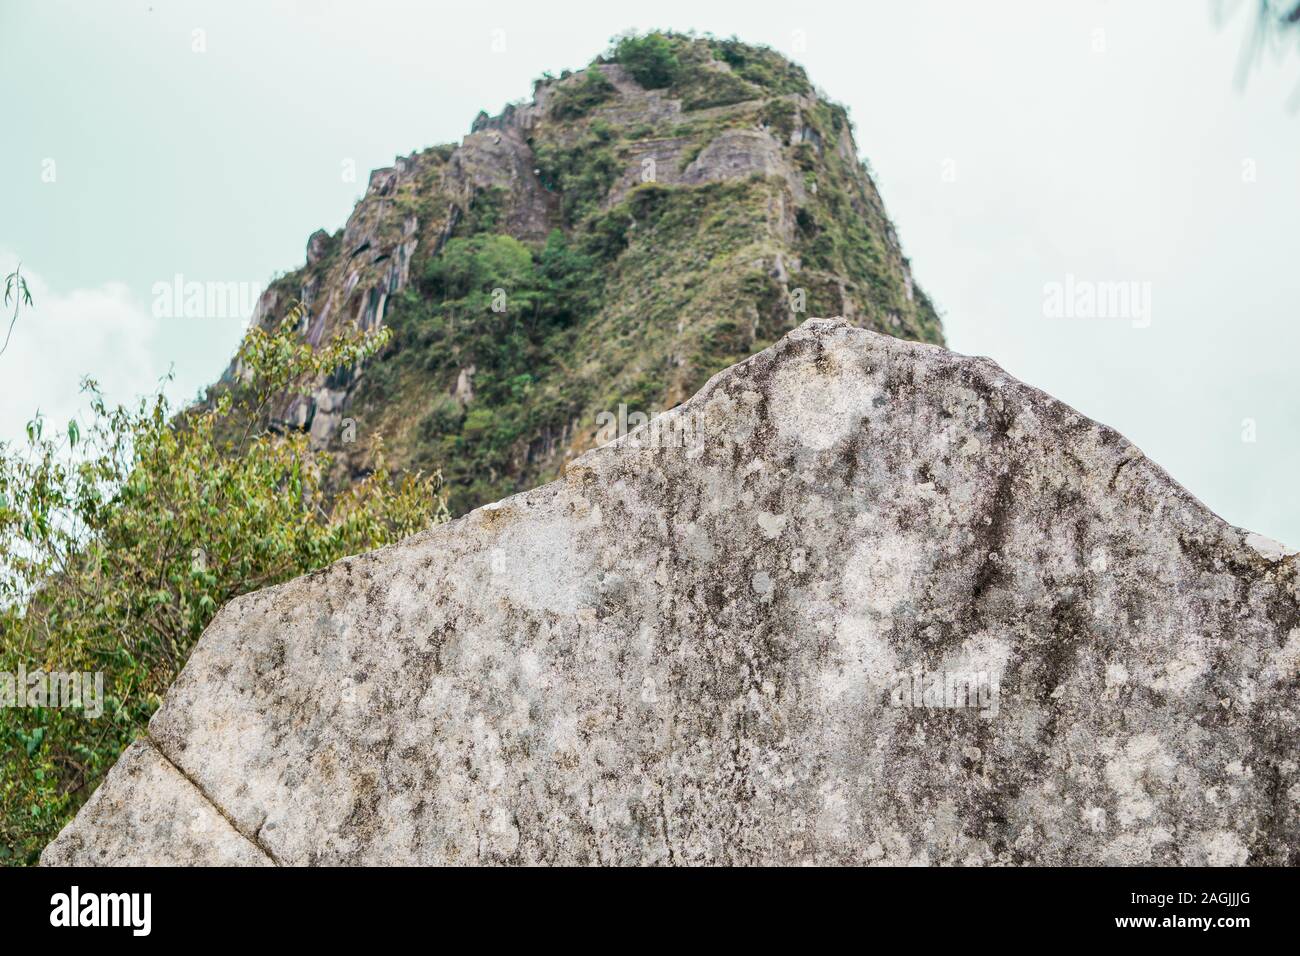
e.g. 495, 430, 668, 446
0, 255, 161, 448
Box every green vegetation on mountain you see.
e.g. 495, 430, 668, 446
327, 32, 944, 515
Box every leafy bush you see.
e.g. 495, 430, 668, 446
0, 306, 448, 865
610, 32, 681, 89
424, 234, 536, 300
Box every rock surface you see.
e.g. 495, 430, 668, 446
43, 319, 1299, 865
39, 740, 271, 866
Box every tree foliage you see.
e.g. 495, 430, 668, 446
609, 32, 681, 89
0, 305, 448, 864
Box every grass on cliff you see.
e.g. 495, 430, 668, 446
0, 308, 448, 865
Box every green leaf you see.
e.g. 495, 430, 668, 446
21, 727, 46, 757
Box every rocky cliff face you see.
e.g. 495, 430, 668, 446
224, 35, 943, 514
45, 319, 1298, 866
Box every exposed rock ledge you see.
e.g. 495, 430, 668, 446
43, 318, 1298, 866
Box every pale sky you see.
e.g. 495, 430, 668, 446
2, 0, 1297, 544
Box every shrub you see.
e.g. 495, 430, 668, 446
0, 305, 448, 864
610, 32, 681, 89
424, 234, 536, 300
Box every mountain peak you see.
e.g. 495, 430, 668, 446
227, 33, 942, 514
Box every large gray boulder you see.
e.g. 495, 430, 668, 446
42, 318, 1299, 865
